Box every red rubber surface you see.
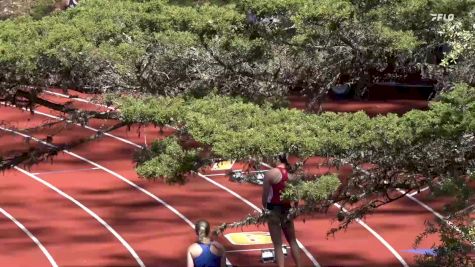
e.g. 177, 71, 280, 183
0, 88, 449, 266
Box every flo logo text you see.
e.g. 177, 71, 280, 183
430, 14, 455, 21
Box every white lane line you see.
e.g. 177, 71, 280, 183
32, 167, 100, 175
350, 161, 467, 239
1, 126, 146, 267
455, 202, 475, 215
64, 150, 239, 267
227, 248, 274, 253
333, 203, 409, 267
203, 173, 227, 177
14, 166, 145, 267
40, 90, 320, 267
196, 172, 261, 211
1, 101, 141, 149
5, 100, 134, 149
398, 188, 446, 223
63, 151, 238, 266
43, 90, 110, 109
32, 107, 141, 148
397, 188, 475, 246
345, 161, 445, 220
0, 123, 232, 266
203, 170, 268, 177
408, 186, 429, 197
0, 207, 58, 267
65, 150, 194, 227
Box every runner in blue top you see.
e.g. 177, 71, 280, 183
187, 220, 226, 267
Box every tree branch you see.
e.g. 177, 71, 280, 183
0, 121, 126, 171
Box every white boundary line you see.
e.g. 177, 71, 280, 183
0, 207, 58, 267
39, 107, 139, 148
399, 189, 449, 224
0, 122, 233, 266
227, 248, 274, 253
201, 169, 267, 177
37, 91, 319, 266
351, 162, 469, 244
455, 202, 475, 215
203, 173, 227, 177
32, 167, 99, 175
347, 161, 452, 221
14, 166, 145, 267
408, 186, 430, 197
333, 203, 409, 267
398, 188, 475, 246
0, 125, 145, 267
43, 90, 109, 108
65, 150, 195, 226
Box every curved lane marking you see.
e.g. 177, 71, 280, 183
0, 207, 58, 267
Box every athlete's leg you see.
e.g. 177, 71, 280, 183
268, 211, 285, 267
282, 218, 301, 267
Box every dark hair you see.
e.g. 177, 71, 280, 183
278, 153, 291, 170
194, 220, 210, 242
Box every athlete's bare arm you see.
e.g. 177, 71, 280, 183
262, 170, 273, 208
186, 245, 194, 267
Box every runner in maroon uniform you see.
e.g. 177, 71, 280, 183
262, 154, 301, 267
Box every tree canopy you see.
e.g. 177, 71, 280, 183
1, 0, 474, 103
1, 0, 475, 265
115, 82, 475, 232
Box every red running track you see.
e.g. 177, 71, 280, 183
0, 88, 445, 266
0, 104, 314, 266
38, 93, 318, 266
37, 91, 407, 266
41, 89, 442, 264
0, 108, 199, 266
50, 90, 441, 264
0, 191, 56, 267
